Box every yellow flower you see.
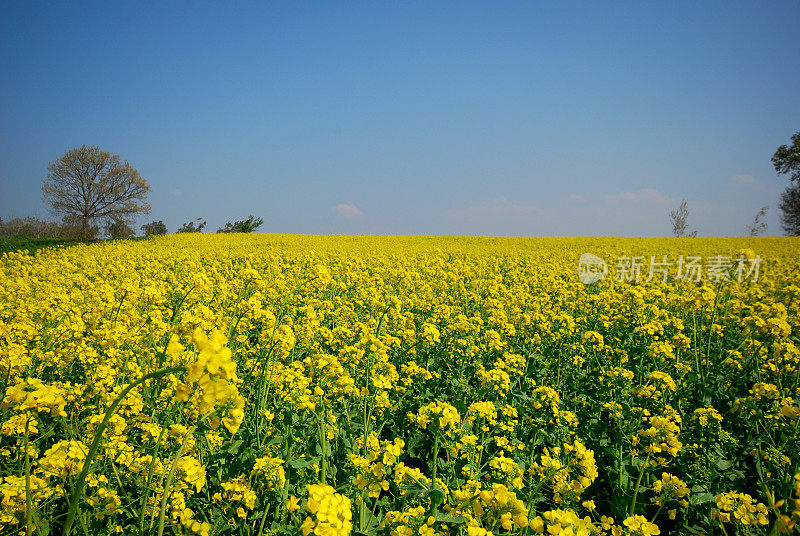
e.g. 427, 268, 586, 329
304, 484, 353, 536
622, 515, 660, 535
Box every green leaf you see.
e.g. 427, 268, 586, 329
267, 435, 284, 446
430, 488, 445, 506
287, 456, 320, 469
689, 492, 715, 506
435, 513, 466, 525
716, 459, 732, 471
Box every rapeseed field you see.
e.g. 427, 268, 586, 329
1, 234, 799, 535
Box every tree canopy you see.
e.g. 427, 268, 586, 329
141, 220, 168, 237
41, 145, 150, 239
217, 215, 264, 233
772, 131, 800, 183
773, 131, 800, 235
778, 185, 800, 236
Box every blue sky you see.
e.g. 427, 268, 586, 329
1, 1, 798, 236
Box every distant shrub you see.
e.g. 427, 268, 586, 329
141, 220, 168, 237
176, 218, 206, 233
0, 216, 62, 238
105, 219, 136, 239
0, 215, 99, 240
217, 215, 264, 233
59, 215, 99, 241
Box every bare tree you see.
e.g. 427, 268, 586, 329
41, 145, 150, 240
669, 199, 698, 237
746, 206, 768, 237
0, 216, 61, 238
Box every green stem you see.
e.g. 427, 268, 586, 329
649, 502, 665, 524
692, 312, 700, 380
318, 412, 329, 485
628, 454, 652, 517
138, 423, 170, 533
157, 426, 196, 536
62, 365, 185, 536
431, 434, 439, 484
364, 491, 382, 530
526, 464, 570, 508
25, 415, 34, 536
255, 504, 270, 536
359, 498, 367, 533
704, 282, 723, 383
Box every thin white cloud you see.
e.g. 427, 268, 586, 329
729, 174, 758, 186
169, 188, 182, 197
332, 203, 363, 218
605, 188, 671, 204
568, 193, 586, 203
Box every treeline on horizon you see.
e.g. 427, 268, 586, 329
0, 214, 264, 243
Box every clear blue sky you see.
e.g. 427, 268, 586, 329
1, 1, 798, 236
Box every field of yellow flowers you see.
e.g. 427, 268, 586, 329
1, 234, 799, 536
